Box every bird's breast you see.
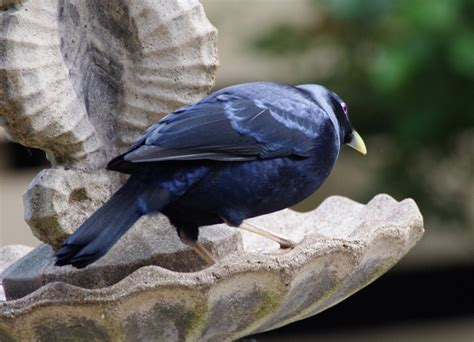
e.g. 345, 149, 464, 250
170, 143, 339, 222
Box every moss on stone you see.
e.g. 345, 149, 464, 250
69, 187, 89, 202
0, 324, 17, 342
254, 290, 282, 322
185, 299, 209, 338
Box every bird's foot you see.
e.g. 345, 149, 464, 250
279, 239, 297, 249
179, 232, 216, 267
238, 221, 298, 249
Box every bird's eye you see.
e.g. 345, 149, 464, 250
341, 102, 348, 115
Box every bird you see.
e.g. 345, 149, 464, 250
55, 82, 366, 268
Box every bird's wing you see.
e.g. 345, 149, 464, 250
109, 90, 328, 168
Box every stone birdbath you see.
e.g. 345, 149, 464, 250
0, 0, 424, 341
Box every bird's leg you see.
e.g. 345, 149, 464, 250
238, 221, 297, 249
179, 232, 216, 266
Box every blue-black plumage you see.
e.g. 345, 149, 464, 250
55, 82, 366, 268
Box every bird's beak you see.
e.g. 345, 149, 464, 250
347, 130, 367, 155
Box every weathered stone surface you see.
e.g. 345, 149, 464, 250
0, 245, 32, 301
0, 245, 32, 274
0, 194, 424, 341
0, 0, 219, 245
2, 216, 242, 300
23, 169, 118, 248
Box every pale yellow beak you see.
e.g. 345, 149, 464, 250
347, 130, 367, 155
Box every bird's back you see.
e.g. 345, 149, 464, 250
163, 117, 339, 228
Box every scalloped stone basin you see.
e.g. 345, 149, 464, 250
0, 194, 423, 341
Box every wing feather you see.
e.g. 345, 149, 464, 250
108, 83, 330, 172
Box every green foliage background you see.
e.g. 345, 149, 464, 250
253, 0, 474, 231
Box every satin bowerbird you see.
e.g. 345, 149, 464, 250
55, 82, 366, 268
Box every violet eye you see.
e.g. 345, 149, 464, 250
341, 102, 348, 114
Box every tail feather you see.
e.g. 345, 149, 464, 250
55, 176, 170, 268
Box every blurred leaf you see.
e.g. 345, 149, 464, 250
450, 34, 474, 78
252, 24, 313, 55
319, 0, 393, 22
402, 0, 460, 32
371, 48, 414, 91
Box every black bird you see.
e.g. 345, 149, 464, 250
55, 82, 366, 268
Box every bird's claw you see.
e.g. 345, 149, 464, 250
279, 240, 297, 249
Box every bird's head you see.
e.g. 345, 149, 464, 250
296, 84, 367, 155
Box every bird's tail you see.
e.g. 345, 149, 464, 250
55, 175, 170, 268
